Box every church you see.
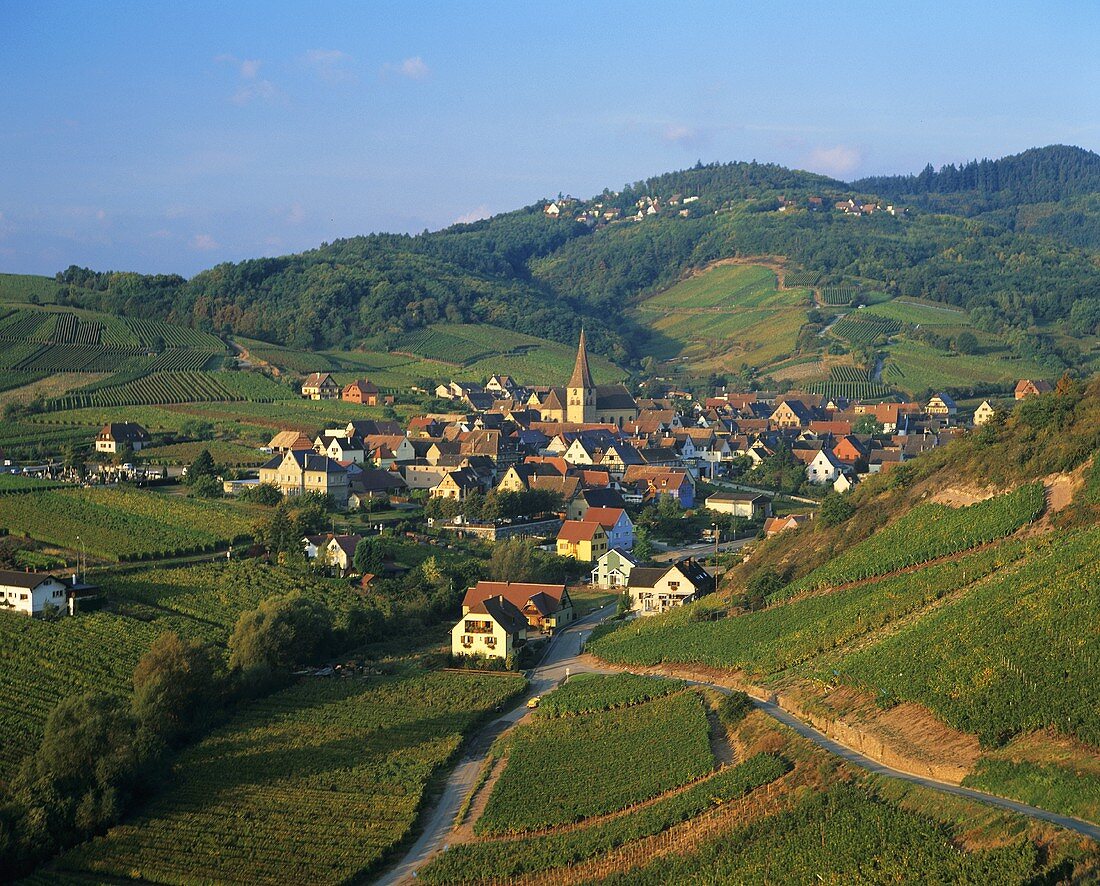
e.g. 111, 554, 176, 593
535, 330, 638, 427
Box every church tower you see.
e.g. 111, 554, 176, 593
566, 329, 597, 424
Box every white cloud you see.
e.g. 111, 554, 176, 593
305, 48, 353, 82
216, 54, 262, 80
383, 56, 430, 81
232, 79, 279, 106
663, 124, 709, 148
455, 205, 490, 225
285, 203, 305, 225
190, 233, 219, 251
804, 145, 863, 179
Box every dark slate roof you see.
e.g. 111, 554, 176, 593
0, 570, 60, 590
289, 451, 347, 473
468, 596, 529, 635
582, 487, 627, 509
594, 385, 637, 411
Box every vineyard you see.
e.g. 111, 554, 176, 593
418, 753, 789, 884
0, 487, 259, 560
607, 784, 1041, 884
399, 328, 494, 365
49, 370, 289, 410
805, 365, 894, 400
830, 314, 901, 343
105, 561, 369, 637
819, 286, 858, 306
588, 543, 1025, 673
536, 673, 684, 718
836, 526, 1100, 747
476, 689, 714, 835
0, 308, 224, 352
0, 607, 213, 776
773, 483, 1045, 599
782, 270, 821, 288
49, 672, 526, 885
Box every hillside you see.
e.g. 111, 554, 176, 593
588, 378, 1100, 823
26, 147, 1100, 386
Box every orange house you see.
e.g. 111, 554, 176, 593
343, 379, 381, 406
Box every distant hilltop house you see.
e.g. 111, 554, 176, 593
764, 513, 812, 537
95, 422, 150, 454
1015, 379, 1053, 400
259, 450, 349, 509
301, 372, 340, 400
342, 378, 382, 406
451, 595, 528, 661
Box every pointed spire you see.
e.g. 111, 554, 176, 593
568, 328, 594, 389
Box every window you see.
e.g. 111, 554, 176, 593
668, 582, 680, 591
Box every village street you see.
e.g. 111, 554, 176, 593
378, 606, 1100, 884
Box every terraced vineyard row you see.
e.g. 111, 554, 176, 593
830, 314, 901, 343
774, 482, 1045, 599
477, 689, 714, 835
419, 753, 790, 884
127, 317, 225, 351
7, 343, 150, 373
837, 526, 1100, 747
49, 370, 284, 409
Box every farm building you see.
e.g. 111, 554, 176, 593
451, 595, 528, 661
301, 372, 340, 400
94, 422, 150, 454
462, 580, 574, 632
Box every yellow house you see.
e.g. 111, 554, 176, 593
451, 595, 528, 661
301, 372, 340, 400
556, 520, 608, 562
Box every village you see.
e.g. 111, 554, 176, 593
0, 329, 1054, 670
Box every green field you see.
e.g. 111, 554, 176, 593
0, 486, 263, 560
864, 298, 971, 327
536, 673, 685, 718
642, 265, 805, 310
135, 440, 267, 466
883, 339, 1050, 393
47, 672, 525, 885
635, 264, 811, 370
476, 688, 714, 834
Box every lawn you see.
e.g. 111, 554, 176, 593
641, 265, 806, 310
863, 299, 970, 327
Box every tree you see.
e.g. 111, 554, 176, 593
186, 449, 216, 485
353, 537, 385, 575
955, 331, 979, 355
131, 632, 219, 743
853, 414, 881, 434
740, 568, 785, 610
489, 538, 538, 583
190, 474, 222, 498
228, 593, 333, 673
633, 526, 654, 562
239, 482, 283, 506
819, 492, 855, 527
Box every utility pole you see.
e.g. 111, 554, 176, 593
712, 522, 719, 573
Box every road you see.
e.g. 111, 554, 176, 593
374, 604, 616, 886
653, 536, 753, 563
376, 607, 1100, 884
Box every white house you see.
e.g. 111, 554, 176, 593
591, 548, 639, 589
0, 570, 72, 616
626, 559, 714, 616
94, 422, 150, 454
974, 400, 997, 427
806, 449, 843, 484
705, 492, 769, 520
451, 595, 528, 661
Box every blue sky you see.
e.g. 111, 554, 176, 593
2, 1, 1098, 276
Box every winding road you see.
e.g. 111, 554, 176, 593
376, 606, 1100, 884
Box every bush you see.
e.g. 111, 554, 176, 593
228, 593, 334, 673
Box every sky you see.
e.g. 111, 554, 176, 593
2, 1, 1099, 277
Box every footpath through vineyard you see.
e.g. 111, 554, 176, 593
379, 599, 1100, 885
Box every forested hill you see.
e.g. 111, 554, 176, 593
851, 144, 1100, 207
51, 147, 1100, 363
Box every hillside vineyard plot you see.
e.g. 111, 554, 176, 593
476, 688, 714, 835
418, 753, 789, 885
535, 673, 684, 717
48, 672, 525, 885
0, 487, 257, 561
836, 526, 1100, 747
588, 543, 1025, 672
772, 483, 1044, 600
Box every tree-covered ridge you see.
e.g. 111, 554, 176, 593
851, 144, 1100, 209
51, 147, 1100, 367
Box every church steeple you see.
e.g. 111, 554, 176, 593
569, 328, 595, 389
566, 328, 596, 424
